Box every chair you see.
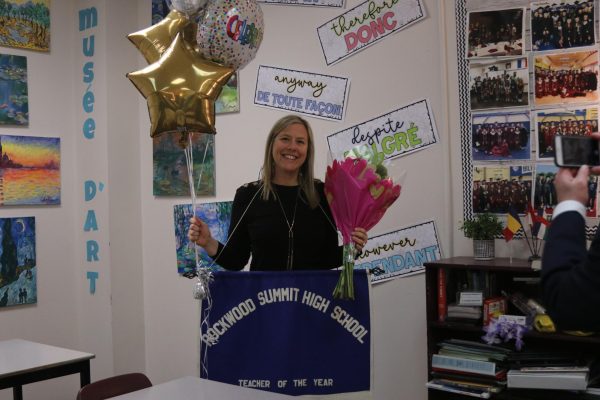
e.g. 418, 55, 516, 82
76, 373, 152, 400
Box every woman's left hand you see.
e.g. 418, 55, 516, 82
351, 228, 368, 252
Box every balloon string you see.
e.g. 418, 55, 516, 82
183, 132, 214, 378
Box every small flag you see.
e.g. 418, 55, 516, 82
536, 210, 550, 240
527, 203, 542, 236
503, 206, 523, 241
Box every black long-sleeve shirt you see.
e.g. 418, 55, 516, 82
213, 180, 343, 271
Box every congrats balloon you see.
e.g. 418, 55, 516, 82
196, 0, 264, 70
168, 0, 209, 16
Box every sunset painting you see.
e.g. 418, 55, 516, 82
0, 135, 60, 206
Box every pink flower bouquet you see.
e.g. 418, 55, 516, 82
325, 155, 401, 299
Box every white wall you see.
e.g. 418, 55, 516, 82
0, 0, 455, 399
138, 1, 448, 400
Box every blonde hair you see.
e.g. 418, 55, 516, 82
261, 115, 319, 209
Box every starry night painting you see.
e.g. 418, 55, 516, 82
0, 54, 28, 126
0, 135, 60, 206
0, 216, 36, 308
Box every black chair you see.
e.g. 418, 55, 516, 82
76, 372, 152, 400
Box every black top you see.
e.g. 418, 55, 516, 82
213, 180, 343, 271
542, 211, 600, 330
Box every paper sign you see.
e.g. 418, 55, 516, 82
354, 220, 442, 283
317, 0, 425, 65
258, 0, 344, 6
254, 65, 349, 121
327, 99, 439, 161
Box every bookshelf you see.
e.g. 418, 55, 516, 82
424, 257, 600, 399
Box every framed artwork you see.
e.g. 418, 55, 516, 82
0, 54, 28, 126
0, 216, 36, 308
173, 201, 233, 274
467, 8, 525, 59
0, 0, 50, 52
531, 1, 595, 52
471, 111, 531, 161
534, 49, 599, 106
153, 133, 215, 196
0, 135, 60, 206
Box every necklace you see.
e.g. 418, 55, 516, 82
275, 186, 300, 270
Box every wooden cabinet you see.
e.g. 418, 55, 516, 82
424, 257, 600, 399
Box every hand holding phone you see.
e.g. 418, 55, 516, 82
554, 135, 600, 168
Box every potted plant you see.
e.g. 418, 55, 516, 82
460, 212, 503, 260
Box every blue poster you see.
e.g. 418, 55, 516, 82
201, 270, 372, 396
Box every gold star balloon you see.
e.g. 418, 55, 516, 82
127, 9, 196, 64
127, 33, 234, 138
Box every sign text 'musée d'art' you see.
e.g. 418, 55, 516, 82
254, 65, 349, 121
317, 0, 425, 65
355, 220, 442, 283
327, 98, 438, 161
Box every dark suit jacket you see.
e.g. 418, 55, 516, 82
542, 211, 600, 330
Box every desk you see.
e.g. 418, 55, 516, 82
0, 339, 95, 400
111, 376, 294, 400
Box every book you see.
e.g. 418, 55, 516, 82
447, 303, 482, 320
430, 370, 507, 386
426, 380, 491, 398
438, 268, 447, 322
507, 369, 589, 390
432, 354, 500, 377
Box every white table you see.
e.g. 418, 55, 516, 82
111, 376, 294, 399
0, 339, 95, 400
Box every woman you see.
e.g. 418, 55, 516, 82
188, 114, 368, 271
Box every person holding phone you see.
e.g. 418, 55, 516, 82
542, 132, 600, 330
187, 114, 368, 271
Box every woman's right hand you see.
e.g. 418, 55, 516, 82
188, 216, 218, 256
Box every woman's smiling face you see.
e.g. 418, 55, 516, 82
272, 123, 308, 182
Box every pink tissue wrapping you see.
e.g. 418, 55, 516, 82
324, 157, 401, 244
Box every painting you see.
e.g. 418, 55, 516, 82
0, 54, 28, 126
173, 201, 233, 274
0, 216, 36, 308
215, 72, 240, 114
0, 135, 60, 206
153, 133, 215, 196
0, 0, 51, 52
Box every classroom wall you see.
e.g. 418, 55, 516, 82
137, 1, 448, 400
0, 0, 460, 399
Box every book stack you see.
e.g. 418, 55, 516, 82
447, 303, 482, 321
506, 350, 594, 391
427, 339, 511, 398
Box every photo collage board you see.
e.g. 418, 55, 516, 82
457, 0, 599, 237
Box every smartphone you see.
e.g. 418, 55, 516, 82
554, 135, 600, 167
